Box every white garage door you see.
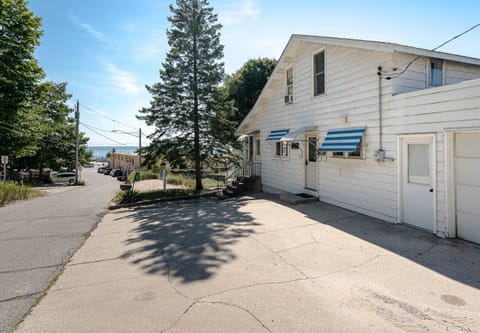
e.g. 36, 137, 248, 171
455, 132, 480, 244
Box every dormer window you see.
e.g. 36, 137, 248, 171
285, 68, 293, 104
429, 58, 443, 87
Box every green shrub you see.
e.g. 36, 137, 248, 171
0, 182, 44, 206
115, 189, 193, 204
127, 170, 159, 184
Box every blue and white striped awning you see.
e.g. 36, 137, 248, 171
266, 129, 289, 141
280, 126, 317, 142
318, 127, 366, 152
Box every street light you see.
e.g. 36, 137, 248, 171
111, 128, 142, 168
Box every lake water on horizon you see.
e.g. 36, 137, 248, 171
87, 146, 138, 159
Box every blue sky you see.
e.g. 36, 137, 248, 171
29, 0, 480, 146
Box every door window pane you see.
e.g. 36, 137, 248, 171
408, 144, 430, 184
308, 137, 317, 162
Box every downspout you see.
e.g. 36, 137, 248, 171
374, 66, 394, 162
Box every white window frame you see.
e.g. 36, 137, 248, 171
255, 139, 260, 156
285, 67, 293, 103
313, 49, 326, 97
274, 141, 289, 159
330, 136, 366, 159
428, 58, 444, 87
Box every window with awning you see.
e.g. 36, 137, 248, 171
318, 127, 366, 152
280, 126, 317, 142
266, 129, 289, 141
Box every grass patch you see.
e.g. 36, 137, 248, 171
126, 170, 158, 184
0, 182, 44, 206
167, 173, 220, 190
114, 189, 194, 204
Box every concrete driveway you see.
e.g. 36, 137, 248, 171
16, 194, 480, 332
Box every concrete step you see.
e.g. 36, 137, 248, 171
279, 193, 318, 205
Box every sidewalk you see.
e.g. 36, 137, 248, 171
16, 194, 480, 332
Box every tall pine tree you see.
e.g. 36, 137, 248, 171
138, 0, 225, 192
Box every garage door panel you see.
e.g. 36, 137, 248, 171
455, 132, 480, 244
455, 158, 480, 186
456, 184, 480, 216
456, 133, 480, 158
457, 212, 480, 242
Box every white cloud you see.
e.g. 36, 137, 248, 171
70, 14, 109, 44
79, 22, 109, 44
103, 62, 142, 95
218, 0, 260, 26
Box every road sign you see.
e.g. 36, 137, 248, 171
1, 156, 8, 164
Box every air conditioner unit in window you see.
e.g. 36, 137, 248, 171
284, 95, 293, 104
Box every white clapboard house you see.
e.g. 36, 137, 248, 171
235, 35, 480, 243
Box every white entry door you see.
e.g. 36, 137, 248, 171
401, 136, 435, 231
455, 132, 480, 243
305, 135, 317, 190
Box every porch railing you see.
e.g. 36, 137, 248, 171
236, 161, 261, 178
224, 161, 261, 187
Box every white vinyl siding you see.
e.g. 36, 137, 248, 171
244, 38, 480, 236
392, 53, 480, 95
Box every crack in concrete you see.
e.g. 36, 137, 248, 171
0, 232, 87, 242
162, 250, 195, 301
310, 254, 384, 280
197, 277, 310, 299
161, 300, 198, 333
200, 300, 272, 333
414, 239, 444, 258
69, 256, 122, 266
0, 291, 41, 303
254, 222, 318, 235
252, 235, 308, 278
0, 263, 63, 275
49, 276, 146, 293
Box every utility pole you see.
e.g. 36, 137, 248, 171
75, 100, 80, 184
138, 127, 142, 170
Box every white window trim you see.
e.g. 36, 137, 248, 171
273, 141, 290, 159
329, 136, 366, 159
285, 67, 293, 104
312, 48, 326, 97
427, 58, 445, 87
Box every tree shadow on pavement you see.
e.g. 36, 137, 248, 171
117, 198, 258, 283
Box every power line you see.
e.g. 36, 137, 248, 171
386, 23, 480, 79
79, 122, 115, 133
79, 103, 139, 131
80, 122, 129, 146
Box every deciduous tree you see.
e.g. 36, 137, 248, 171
0, 0, 44, 157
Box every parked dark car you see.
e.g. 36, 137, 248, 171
103, 168, 112, 175
111, 169, 123, 177
97, 167, 106, 173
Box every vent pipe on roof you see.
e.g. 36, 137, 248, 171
374, 66, 394, 162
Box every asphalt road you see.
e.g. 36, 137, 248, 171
0, 167, 120, 333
